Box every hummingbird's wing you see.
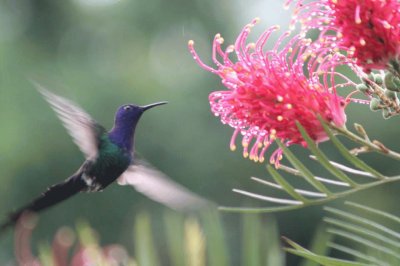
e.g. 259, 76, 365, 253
34, 83, 105, 159
117, 160, 211, 211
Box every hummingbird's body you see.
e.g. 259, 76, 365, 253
0, 85, 170, 231
82, 135, 132, 191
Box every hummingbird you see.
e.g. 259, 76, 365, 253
0, 83, 207, 232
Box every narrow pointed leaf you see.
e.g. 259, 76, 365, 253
265, 217, 285, 266
328, 243, 388, 266
218, 205, 304, 213
309, 156, 376, 178
296, 122, 358, 187
251, 177, 326, 198
325, 207, 400, 240
267, 165, 309, 202
242, 214, 262, 266
134, 212, 160, 266
163, 211, 186, 266
285, 249, 370, 266
318, 117, 385, 179
324, 217, 400, 249
278, 164, 351, 187
328, 228, 400, 260
300, 224, 332, 266
276, 139, 331, 195
200, 209, 229, 266
284, 237, 369, 266
233, 189, 303, 205
346, 201, 400, 224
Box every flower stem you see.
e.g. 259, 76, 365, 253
331, 124, 400, 161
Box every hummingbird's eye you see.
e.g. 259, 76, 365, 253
124, 105, 132, 111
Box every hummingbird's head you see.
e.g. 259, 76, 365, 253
114, 101, 168, 126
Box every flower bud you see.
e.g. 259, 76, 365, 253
356, 83, 370, 94
384, 89, 397, 100
375, 74, 383, 85
384, 72, 400, 92
369, 98, 381, 111
382, 109, 392, 119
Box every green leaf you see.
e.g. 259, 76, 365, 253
242, 213, 262, 266
134, 212, 160, 266
345, 201, 400, 224
324, 207, 400, 240
328, 243, 390, 266
276, 139, 331, 195
300, 224, 332, 266
200, 209, 230, 266
296, 121, 357, 187
285, 249, 371, 266
327, 228, 400, 260
318, 117, 385, 179
324, 217, 400, 249
284, 237, 371, 266
163, 211, 186, 266
267, 165, 309, 203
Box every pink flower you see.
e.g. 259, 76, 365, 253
13, 213, 133, 266
286, 0, 400, 72
189, 18, 354, 165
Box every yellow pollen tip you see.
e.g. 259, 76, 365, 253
355, 18, 362, 24
242, 141, 249, 148
243, 152, 249, 158
277, 115, 283, 121
258, 142, 263, 148
277, 95, 284, 102
226, 45, 234, 53
259, 157, 265, 163
337, 32, 343, 38
249, 154, 254, 160
331, 0, 337, 3
230, 145, 236, 151
286, 103, 293, 109
218, 37, 224, 44
359, 38, 366, 46
253, 156, 259, 162
254, 17, 261, 24
247, 43, 256, 49
188, 40, 194, 46
270, 129, 277, 135
278, 155, 283, 161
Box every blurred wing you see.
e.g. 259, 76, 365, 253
34, 82, 105, 159
118, 161, 211, 211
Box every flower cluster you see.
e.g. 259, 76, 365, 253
286, 0, 400, 72
189, 18, 355, 165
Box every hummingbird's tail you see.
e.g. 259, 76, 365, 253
0, 174, 86, 234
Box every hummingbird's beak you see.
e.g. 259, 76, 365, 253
141, 101, 168, 112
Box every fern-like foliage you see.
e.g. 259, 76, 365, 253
285, 201, 400, 266
220, 118, 400, 213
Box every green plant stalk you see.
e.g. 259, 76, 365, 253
331, 124, 400, 161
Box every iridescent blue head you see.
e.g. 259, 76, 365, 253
109, 101, 167, 151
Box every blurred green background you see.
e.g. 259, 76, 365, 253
0, 0, 399, 265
